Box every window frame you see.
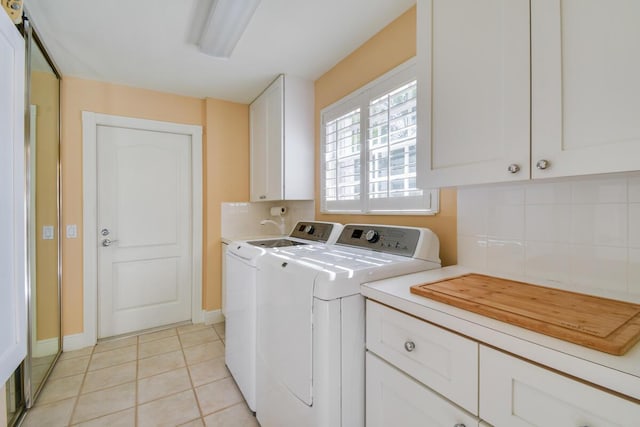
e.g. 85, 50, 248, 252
320, 58, 439, 215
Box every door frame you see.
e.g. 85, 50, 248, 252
81, 112, 203, 346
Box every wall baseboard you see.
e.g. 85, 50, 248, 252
64, 310, 224, 351
203, 309, 225, 325
32, 337, 60, 358
63, 332, 94, 352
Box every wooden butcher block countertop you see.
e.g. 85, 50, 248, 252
410, 274, 640, 355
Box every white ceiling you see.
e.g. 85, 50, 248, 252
25, 0, 416, 104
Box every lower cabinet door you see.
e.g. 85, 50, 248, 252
366, 352, 479, 427
480, 346, 640, 427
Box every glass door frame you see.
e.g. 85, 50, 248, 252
21, 10, 63, 410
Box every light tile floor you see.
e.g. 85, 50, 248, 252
22, 322, 259, 427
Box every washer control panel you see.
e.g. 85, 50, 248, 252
336, 224, 422, 257
289, 221, 341, 243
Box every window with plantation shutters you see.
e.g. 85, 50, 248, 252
321, 59, 438, 214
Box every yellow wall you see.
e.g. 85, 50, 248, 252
203, 98, 250, 310
314, 6, 457, 266
31, 70, 60, 340
60, 77, 248, 335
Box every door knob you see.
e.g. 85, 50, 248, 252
100, 228, 110, 236
102, 238, 118, 247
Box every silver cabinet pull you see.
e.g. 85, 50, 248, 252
507, 164, 520, 174
454, 424, 466, 427
102, 238, 118, 247
536, 159, 550, 170
259, 195, 266, 199
404, 340, 415, 352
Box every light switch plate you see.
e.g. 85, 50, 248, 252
66, 224, 77, 239
42, 225, 54, 240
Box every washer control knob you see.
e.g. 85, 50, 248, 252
404, 340, 416, 352
305, 225, 315, 235
365, 229, 379, 243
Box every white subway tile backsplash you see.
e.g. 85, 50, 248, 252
525, 204, 571, 242
525, 242, 571, 284
458, 173, 637, 300
571, 204, 627, 247
457, 236, 487, 269
629, 248, 640, 295
487, 186, 525, 205
457, 187, 489, 238
221, 200, 314, 240
487, 204, 525, 240
628, 174, 640, 203
571, 176, 627, 204
569, 245, 627, 293
487, 239, 525, 277
629, 204, 640, 248
525, 181, 571, 205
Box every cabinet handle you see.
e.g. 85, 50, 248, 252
404, 340, 415, 352
536, 159, 550, 170
454, 424, 466, 427
259, 195, 266, 199
507, 163, 520, 174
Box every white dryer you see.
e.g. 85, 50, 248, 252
225, 221, 343, 412
256, 224, 441, 427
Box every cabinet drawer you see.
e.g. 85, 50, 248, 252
366, 300, 479, 414
367, 352, 479, 427
480, 345, 640, 426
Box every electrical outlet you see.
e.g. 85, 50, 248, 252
66, 224, 77, 239
42, 225, 54, 240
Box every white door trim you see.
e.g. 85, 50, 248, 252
79, 112, 203, 348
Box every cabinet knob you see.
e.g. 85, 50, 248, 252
536, 159, 550, 170
507, 163, 520, 174
404, 340, 416, 352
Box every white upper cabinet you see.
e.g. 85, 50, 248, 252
531, 0, 640, 179
0, 10, 27, 384
417, 0, 531, 188
250, 75, 314, 201
419, 0, 640, 188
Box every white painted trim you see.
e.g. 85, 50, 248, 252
203, 309, 225, 325
32, 337, 59, 358
63, 332, 92, 352
81, 112, 203, 347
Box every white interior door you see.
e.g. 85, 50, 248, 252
96, 125, 192, 338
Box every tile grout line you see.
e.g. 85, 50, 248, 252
67, 344, 96, 426
135, 334, 139, 427
25, 324, 228, 426
177, 326, 207, 425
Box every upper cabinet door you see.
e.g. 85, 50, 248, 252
250, 75, 313, 202
532, 0, 640, 179
418, 0, 530, 188
250, 76, 284, 201
0, 10, 27, 384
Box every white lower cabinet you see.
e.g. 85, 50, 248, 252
479, 346, 640, 427
366, 300, 478, 414
366, 352, 479, 427
365, 299, 640, 427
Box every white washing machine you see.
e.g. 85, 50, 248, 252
256, 224, 441, 427
225, 221, 343, 412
